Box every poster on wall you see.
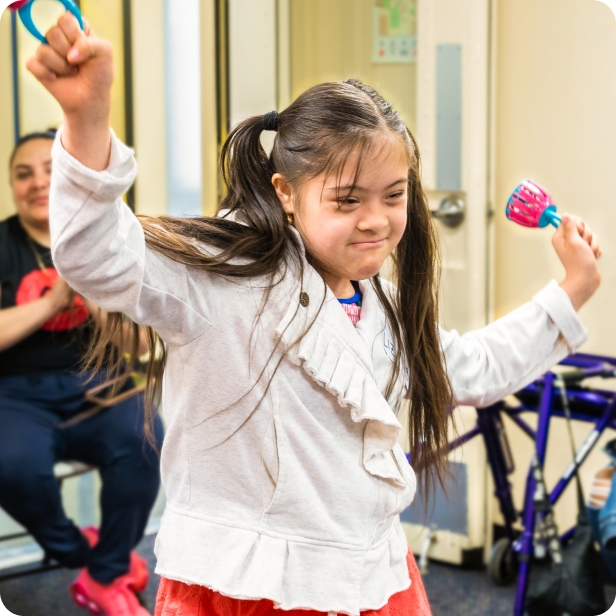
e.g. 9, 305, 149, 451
373, 0, 417, 63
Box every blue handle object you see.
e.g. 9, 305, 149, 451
538, 205, 562, 229
18, 0, 84, 44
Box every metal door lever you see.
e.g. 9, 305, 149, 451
432, 196, 465, 228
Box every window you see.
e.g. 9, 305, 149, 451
164, 0, 202, 216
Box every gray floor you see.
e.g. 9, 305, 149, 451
423, 562, 516, 616
0, 535, 607, 616
0, 533, 158, 616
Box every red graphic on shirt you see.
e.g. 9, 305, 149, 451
341, 302, 362, 326
16, 268, 89, 332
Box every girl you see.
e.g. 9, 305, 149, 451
28, 13, 600, 616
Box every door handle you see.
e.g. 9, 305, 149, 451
432, 195, 465, 228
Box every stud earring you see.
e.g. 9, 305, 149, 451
287, 213, 294, 225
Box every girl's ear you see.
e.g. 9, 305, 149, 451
272, 173, 294, 214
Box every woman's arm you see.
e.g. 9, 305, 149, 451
0, 278, 73, 352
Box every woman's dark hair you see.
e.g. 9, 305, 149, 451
87, 79, 454, 496
10, 129, 57, 167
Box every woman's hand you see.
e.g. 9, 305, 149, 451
45, 276, 74, 315
0, 276, 74, 352
553, 214, 601, 311
25, 13, 114, 171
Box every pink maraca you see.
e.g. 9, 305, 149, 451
506, 179, 562, 229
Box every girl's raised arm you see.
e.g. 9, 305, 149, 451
443, 214, 600, 407
27, 14, 211, 345
441, 279, 586, 408
26, 13, 114, 171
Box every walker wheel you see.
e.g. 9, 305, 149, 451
488, 537, 517, 586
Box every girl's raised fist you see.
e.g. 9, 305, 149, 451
26, 12, 113, 126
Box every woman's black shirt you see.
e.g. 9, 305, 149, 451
0, 215, 93, 376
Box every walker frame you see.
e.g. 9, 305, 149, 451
448, 352, 616, 615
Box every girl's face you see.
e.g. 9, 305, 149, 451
273, 136, 409, 295
10, 139, 53, 229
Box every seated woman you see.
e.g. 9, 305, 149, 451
0, 130, 164, 616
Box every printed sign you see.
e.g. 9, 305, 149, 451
373, 0, 417, 63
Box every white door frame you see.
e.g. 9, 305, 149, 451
417, 0, 492, 333
406, 0, 494, 564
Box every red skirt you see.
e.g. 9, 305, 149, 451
155, 550, 432, 616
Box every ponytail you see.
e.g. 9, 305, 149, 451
220, 115, 287, 243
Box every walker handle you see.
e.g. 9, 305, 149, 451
558, 369, 588, 384
558, 364, 616, 384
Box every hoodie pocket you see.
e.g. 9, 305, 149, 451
261, 413, 281, 510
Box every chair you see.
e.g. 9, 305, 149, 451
0, 369, 147, 582
0, 461, 97, 582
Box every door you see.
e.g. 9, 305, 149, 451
225, 0, 494, 565
408, 0, 493, 565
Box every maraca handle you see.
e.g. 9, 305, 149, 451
18, 0, 84, 44
541, 207, 561, 228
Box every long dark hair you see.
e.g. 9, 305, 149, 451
9, 129, 57, 167
87, 79, 453, 495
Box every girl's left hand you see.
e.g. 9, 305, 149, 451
552, 214, 601, 311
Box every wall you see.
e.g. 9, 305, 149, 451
494, 0, 616, 530
201, 0, 218, 216
15, 0, 126, 139
229, 0, 277, 127
131, 0, 167, 216
80, 0, 126, 140
290, 0, 417, 131
495, 0, 616, 349
228, 0, 277, 155
15, 2, 64, 136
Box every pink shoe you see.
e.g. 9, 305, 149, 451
82, 527, 150, 593
70, 568, 151, 616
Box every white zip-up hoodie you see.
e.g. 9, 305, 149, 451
49, 130, 587, 615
